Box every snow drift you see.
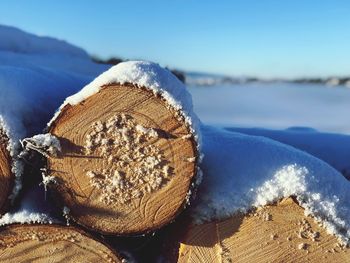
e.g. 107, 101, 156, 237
0, 25, 108, 78
0, 25, 87, 58
226, 127, 350, 179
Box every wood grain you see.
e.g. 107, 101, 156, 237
175, 198, 350, 263
0, 127, 14, 215
48, 84, 198, 235
0, 224, 122, 262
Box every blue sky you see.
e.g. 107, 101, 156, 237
0, 0, 349, 78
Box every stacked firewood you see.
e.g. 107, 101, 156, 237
0, 61, 349, 263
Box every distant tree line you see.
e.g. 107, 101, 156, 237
292, 77, 350, 85
91, 56, 186, 83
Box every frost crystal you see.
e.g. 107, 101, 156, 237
63, 206, 71, 226
0, 210, 52, 226
21, 133, 61, 158
85, 114, 173, 205
40, 168, 57, 193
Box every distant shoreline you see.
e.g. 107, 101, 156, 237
92, 56, 350, 88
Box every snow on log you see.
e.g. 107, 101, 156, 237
47, 61, 201, 235
0, 224, 122, 262
190, 125, 350, 244
226, 126, 350, 179
168, 198, 349, 263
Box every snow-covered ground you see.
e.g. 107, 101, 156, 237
188, 82, 350, 134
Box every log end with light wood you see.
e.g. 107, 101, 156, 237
0, 224, 122, 262
0, 126, 14, 215
168, 197, 349, 263
48, 83, 198, 235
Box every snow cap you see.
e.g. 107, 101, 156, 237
49, 61, 202, 147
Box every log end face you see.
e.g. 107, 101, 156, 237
176, 197, 350, 263
0, 224, 122, 262
48, 84, 199, 235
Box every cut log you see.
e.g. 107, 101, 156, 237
48, 83, 199, 235
170, 198, 350, 263
0, 224, 122, 262
0, 127, 13, 215
188, 125, 350, 250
